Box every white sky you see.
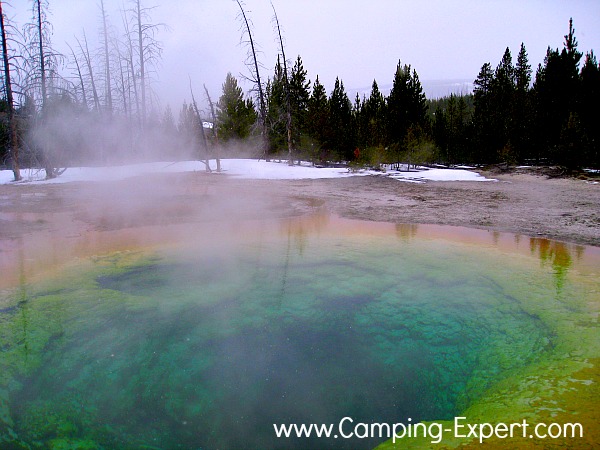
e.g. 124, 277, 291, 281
8, 0, 600, 110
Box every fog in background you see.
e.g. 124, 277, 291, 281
10, 0, 600, 108
3, 0, 599, 172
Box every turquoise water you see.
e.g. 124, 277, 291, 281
0, 217, 598, 449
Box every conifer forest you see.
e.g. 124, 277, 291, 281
1, 1, 598, 183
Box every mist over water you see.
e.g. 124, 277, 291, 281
2, 216, 596, 449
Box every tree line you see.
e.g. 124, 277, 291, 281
1, 2, 598, 183
217, 17, 599, 170
436, 19, 599, 169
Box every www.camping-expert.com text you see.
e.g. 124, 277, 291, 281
273, 416, 584, 444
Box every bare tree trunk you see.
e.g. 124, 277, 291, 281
100, 0, 113, 116
35, 0, 46, 109
77, 33, 100, 111
66, 42, 88, 108
189, 80, 210, 173
121, 9, 140, 125
127, 41, 139, 123
33, 0, 55, 178
135, 0, 146, 128
0, 0, 21, 181
115, 43, 128, 116
271, 2, 293, 166
235, 0, 268, 160
204, 84, 221, 172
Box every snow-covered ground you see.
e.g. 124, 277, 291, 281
0, 159, 495, 185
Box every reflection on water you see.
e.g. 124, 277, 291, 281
0, 215, 598, 449
394, 222, 594, 299
529, 237, 581, 293
395, 223, 418, 241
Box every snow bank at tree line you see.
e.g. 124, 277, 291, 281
0, 159, 495, 185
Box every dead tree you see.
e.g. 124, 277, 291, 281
66, 42, 88, 108
271, 1, 293, 165
113, 36, 129, 117
0, 0, 21, 180
235, 0, 268, 160
99, 0, 113, 115
189, 79, 211, 172
134, 0, 146, 125
75, 32, 100, 111
204, 83, 221, 172
33, 0, 46, 108
127, 0, 165, 129
23, 0, 65, 178
120, 8, 140, 124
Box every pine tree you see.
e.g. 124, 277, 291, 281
386, 61, 412, 146
352, 92, 366, 151
513, 43, 533, 161
216, 72, 257, 141
161, 104, 177, 135
515, 43, 532, 92
266, 56, 287, 153
491, 47, 516, 161
472, 62, 495, 162
327, 77, 353, 160
307, 75, 328, 161
289, 55, 311, 150
578, 51, 600, 166
430, 94, 473, 164
408, 68, 427, 125
178, 101, 196, 149
363, 80, 385, 148
386, 60, 427, 166
533, 18, 584, 167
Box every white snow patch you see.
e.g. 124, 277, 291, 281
221, 159, 357, 180
386, 167, 494, 182
0, 159, 495, 185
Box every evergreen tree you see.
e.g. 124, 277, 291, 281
533, 19, 584, 167
515, 43, 532, 92
408, 68, 427, 125
432, 104, 448, 162
453, 94, 471, 162
352, 92, 366, 151
513, 43, 533, 161
491, 47, 516, 160
472, 62, 495, 162
161, 104, 177, 135
178, 101, 196, 150
431, 94, 472, 164
307, 75, 328, 161
362, 79, 386, 148
216, 72, 257, 141
289, 55, 311, 149
327, 77, 353, 160
386, 60, 427, 165
266, 56, 287, 153
578, 51, 600, 166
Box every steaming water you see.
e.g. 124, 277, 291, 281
0, 216, 598, 449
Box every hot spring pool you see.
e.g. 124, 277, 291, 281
0, 215, 598, 449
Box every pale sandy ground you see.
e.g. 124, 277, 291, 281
284, 171, 600, 247
1, 170, 599, 245
0, 170, 599, 287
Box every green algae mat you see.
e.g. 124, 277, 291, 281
0, 217, 598, 449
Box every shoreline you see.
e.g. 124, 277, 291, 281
1, 171, 598, 289
0, 170, 598, 247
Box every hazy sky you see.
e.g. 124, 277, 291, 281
9, 0, 600, 110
